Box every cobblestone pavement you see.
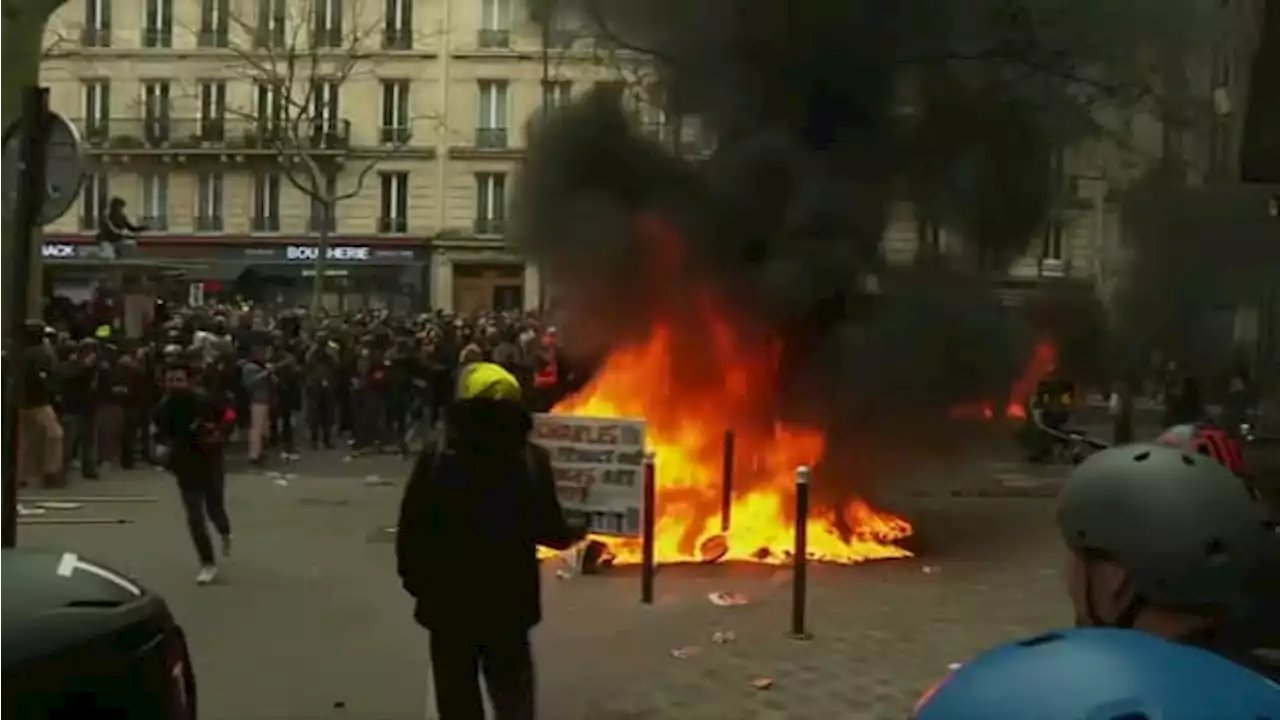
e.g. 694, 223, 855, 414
16, 457, 1070, 720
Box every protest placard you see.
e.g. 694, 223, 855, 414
530, 414, 647, 537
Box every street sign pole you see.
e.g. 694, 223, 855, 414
3, 86, 51, 548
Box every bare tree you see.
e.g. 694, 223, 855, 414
216, 0, 421, 314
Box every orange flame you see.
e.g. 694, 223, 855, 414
549, 307, 912, 565
948, 339, 1059, 422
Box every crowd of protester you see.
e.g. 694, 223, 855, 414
16, 301, 581, 489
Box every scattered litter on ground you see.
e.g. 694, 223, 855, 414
364, 475, 394, 487
669, 646, 702, 659
35, 501, 84, 511
555, 569, 574, 580
273, 478, 289, 487
17, 505, 47, 517
922, 565, 941, 575
707, 591, 750, 607
751, 677, 774, 690
711, 630, 736, 644
341, 455, 354, 463
284, 473, 298, 481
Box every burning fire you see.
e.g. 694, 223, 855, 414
948, 339, 1059, 421
548, 308, 913, 566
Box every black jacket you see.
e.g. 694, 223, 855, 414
152, 390, 230, 471
395, 398, 579, 632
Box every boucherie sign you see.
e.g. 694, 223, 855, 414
285, 245, 370, 261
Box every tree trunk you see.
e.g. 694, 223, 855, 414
3, 5, 64, 329
310, 203, 333, 316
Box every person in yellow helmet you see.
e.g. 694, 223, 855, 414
396, 362, 585, 720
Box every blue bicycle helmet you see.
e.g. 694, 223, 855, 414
914, 628, 1280, 720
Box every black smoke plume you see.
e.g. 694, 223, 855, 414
512, 0, 1134, 489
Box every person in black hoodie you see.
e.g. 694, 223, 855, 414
154, 363, 235, 585
396, 362, 585, 720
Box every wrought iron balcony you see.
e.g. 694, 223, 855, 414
383, 27, 413, 50
195, 215, 224, 232
379, 216, 408, 234
80, 27, 111, 47
251, 215, 281, 233
475, 127, 508, 149
473, 217, 506, 235
198, 28, 229, 47
139, 214, 169, 231
74, 117, 357, 152
142, 27, 173, 48
477, 28, 510, 48
380, 126, 412, 144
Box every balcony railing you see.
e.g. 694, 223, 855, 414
142, 27, 173, 48
198, 28, 229, 47
251, 215, 281, 232
79, 213, 97, 231
254, 27, 286, 48
139, 214, 169, 231
473, 217, 506, 235
380, 125, 412, 144
311, 26, 343, 48
80, 27, 111, 47
383, 27, 413, 50
72, 117, 357, 151
308, 214, 337, 233
475, 127, 508, 149
195, 215, 224, 232
379, 216, 408, 234
477, 28, 510, 48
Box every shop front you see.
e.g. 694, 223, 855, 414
431, 243, 542, 314
227, 244, 428, 312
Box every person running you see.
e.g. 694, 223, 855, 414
153, 363, 235, 585
396, 362, 586, 720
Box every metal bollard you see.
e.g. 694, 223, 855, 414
720, 430, 735, 533
640, 452, 657, 605
789, 465, 812, 640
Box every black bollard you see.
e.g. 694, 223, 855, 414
789, 465, 812, 640
720, 430, 735, 533
640, 452, 657, 605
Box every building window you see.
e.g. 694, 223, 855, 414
255, 0, 286, 48
82, 0, 111, 47
142, 80, 171, 145
199, 0, 228, 46
311, 79, 341, 137
476, 80, 508, 148
380, 80, 411, 144
196, 173, 224, 232
379, 171, 409, 233
474, 172, 506, 235
140, 171, 169, 230
544, 79, 572, 109
313, 0, 343, 48
81, 80, 110, 144
80, 172, 109, 230
478, 0, 511, 47
383, 0, 412, 49
143, 0, 172, 47
309, 175, 338, 233
198, 80, 226, 141
253, 172, 281, 232
254, 81, 283, 140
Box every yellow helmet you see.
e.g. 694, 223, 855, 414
456, 362, 523, 402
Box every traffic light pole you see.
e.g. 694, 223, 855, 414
3, 87, 52, 548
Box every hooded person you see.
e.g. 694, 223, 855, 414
396, 361, 586, 720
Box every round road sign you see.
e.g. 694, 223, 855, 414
2, 111, 88, 227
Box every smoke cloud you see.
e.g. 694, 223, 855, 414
510, 0, 1171, 480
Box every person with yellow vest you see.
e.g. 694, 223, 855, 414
396, 362, 585, 720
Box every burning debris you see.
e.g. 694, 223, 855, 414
513, 0, 1146, 565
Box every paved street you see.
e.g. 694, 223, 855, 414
16, 450, 1074, 720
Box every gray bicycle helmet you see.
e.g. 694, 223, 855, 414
1057, 443, 1273, 609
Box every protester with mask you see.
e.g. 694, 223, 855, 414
395, 362, 586, 720
154, 363, 235, 585
1055, 443, 1279, 680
